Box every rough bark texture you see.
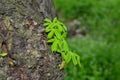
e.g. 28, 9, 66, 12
0, 0, 65, 80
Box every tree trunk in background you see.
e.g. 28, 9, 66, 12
0, 0, 65, 80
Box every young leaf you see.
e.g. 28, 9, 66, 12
62, 32, 67, 38
62, 24, 67, 31
47, 30, 54, 39
58, 24, 63, 32
61, 52, 71, 64
76, 55, 81, 67
54, 31, 61, 39
58, 41, 63, 50
63, 40, 69, 51
45, 23, 53, 32
53, 17, 58, 23
61, 52, 67, 60
71, 53, 77, 65
43, 23, 50, 26
65, 52, 72, 63
51, 40, 58, 52
45, 28, 52, 32
0, 53, 7, 57
46, 23, 54, 30
47, 39, 55, 43
44, 18, 51, 23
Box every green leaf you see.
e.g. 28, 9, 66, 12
47, 39, 55, 43
0, 53, 7, 57
53, 17, 58, 23
45, 23, 52, 32
43, 23, 50, 26
51, 40, 58, 52
62, 32, 67, 38
61, 52, 67, 60
58, 24, 63, 32
57, 40, 63, 50
48, 31, 54, 39
63, 40, 69, 51
44, 18, 51, 23
45, 28, 52, 32
62, 24, 67, 31
54, 31, 61, 39
48, 23, 54, 28
76, 55, 81, 67
66, 52, 72, 63
61, 51, 71, 64
71, 53, 77, 65
45, 23, 54, 32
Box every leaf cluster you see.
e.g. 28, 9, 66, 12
44, 18, 80, 67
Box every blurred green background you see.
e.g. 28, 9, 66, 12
53, 0, 120, 80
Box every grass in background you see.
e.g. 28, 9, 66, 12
65, 37, 120, 80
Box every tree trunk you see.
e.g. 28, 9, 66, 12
0, 0, 65, 80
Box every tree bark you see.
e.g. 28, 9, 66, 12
0, 0, 65, 80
